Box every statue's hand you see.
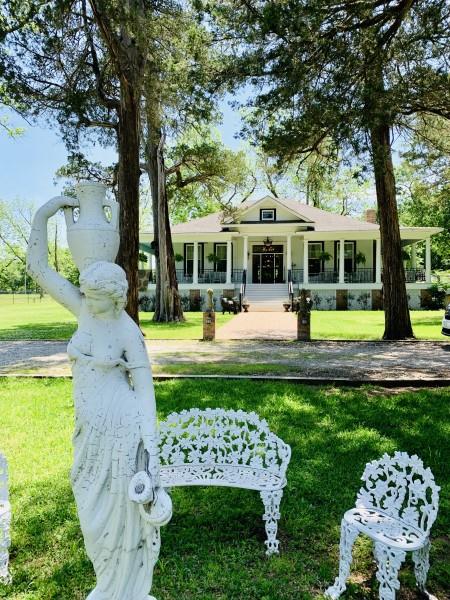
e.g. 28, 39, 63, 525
37, 195, 79, 220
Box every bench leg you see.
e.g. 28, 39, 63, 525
260, 489, 283, 556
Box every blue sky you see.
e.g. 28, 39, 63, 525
0, 98, 244, 208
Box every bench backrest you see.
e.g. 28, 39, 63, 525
0, 455, 7, 505
159, 408, 291, 479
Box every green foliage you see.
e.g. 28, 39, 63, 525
0, 378, 449, 598
422, 284, 447, 311
398, 117, 450, 269
166, 127, 254, 223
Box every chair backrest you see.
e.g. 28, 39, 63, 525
159, 408, 291, 479
356, 451, 440, 534
0, 455, 8, 505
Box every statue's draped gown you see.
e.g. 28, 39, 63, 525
68, 332, 160, 600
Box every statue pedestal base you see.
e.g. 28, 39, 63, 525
203, 310, 215, 341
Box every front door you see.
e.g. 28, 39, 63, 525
261, 253, 274, 283
252, 246, 284, 283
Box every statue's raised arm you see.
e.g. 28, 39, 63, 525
27, 195, 82, 316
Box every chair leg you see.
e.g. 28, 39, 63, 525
373, 542, 406, 600
325, 519, 359, 599
413, 540, 431, 594
260, 489, 283, 556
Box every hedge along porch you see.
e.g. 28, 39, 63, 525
139, 196, 442, 311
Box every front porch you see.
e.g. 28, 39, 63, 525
144, 234, 432, 288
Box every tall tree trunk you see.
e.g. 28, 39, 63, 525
88, 0, 146, 325
370, 121, 413, 339
146, 122, 184, 322
116, 82, 141, 324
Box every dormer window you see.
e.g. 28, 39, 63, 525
260, 208, 276, 221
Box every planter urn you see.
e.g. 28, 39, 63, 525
64, 181, 120, 271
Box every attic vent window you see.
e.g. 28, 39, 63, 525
261, 208, 275, 221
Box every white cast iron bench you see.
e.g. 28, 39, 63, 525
0, 454, 11, 584
159, 408, 291, 555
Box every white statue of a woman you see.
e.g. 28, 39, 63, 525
27, 195, 171, 600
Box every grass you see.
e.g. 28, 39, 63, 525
311, 310, 444, 340
0, 295, 233, 340
0, 377, 449, 599
0, 294, 445, 340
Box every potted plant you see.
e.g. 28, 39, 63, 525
355, 252, 366, 266
207, 253, 221, 266
318, 251, 332, 262
174, 253, 183, 263
242, 297, 250, 312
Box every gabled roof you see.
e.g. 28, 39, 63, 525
225, 195, 315, 224
170, 195, 379, 234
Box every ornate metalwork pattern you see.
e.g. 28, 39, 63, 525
159, 408, 291, 555
325, 452, 440, 600
0, 454, 11, 584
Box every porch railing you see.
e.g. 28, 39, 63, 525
309, 270, 339, 284
198, 270, 227, 284
173, 269, 191, 283
147, 266, 427, 286
232, 269, 243, 283
405, 268, 426, 282
345, 268, 375, 283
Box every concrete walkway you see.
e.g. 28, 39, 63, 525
2, 339, 450, 381
216, 311, 297, 340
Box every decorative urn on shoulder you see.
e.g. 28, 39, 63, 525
64, 181, 120, 271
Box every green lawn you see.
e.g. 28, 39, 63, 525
0, 378, 448, 599
0, 294, 445, 340
0, 295, 233, 340
311, 310, 444, 340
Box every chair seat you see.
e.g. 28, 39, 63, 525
344, 507, 426, 550
160, 464, 285, 491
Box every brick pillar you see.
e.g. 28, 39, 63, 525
189, 289, 201, 311
336, 289, 348, 310
372, 289, 383, 310
297, 311, 311, 341
203, 311, 215, 341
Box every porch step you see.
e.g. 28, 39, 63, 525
244, 284, 290, 311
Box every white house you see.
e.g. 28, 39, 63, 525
139, 196, 442, 310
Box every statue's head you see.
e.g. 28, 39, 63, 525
79, 261, 128, 318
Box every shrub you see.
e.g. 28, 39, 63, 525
139, 295, 155, 312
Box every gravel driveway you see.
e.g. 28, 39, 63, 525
1, 339, 450, 382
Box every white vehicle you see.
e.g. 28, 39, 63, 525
442, 303, 450, 336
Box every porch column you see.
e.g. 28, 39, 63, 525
226, 240, 232, 284
375, 238, 382, 284
193, 241, 199, 285
286, 234, 292, 272
425, 238, 431, 283
339, 239, 345, 284
243, 236, 248, 270
411, 242, 417, 268
303, 238, 309, 285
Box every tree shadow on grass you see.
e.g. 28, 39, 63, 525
0, 322, 76, 341
155, 380, 450, 597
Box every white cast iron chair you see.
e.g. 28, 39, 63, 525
325, 452, 440, 600
0, 454, 11, 584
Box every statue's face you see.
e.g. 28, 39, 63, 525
85, 290, 116, 318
